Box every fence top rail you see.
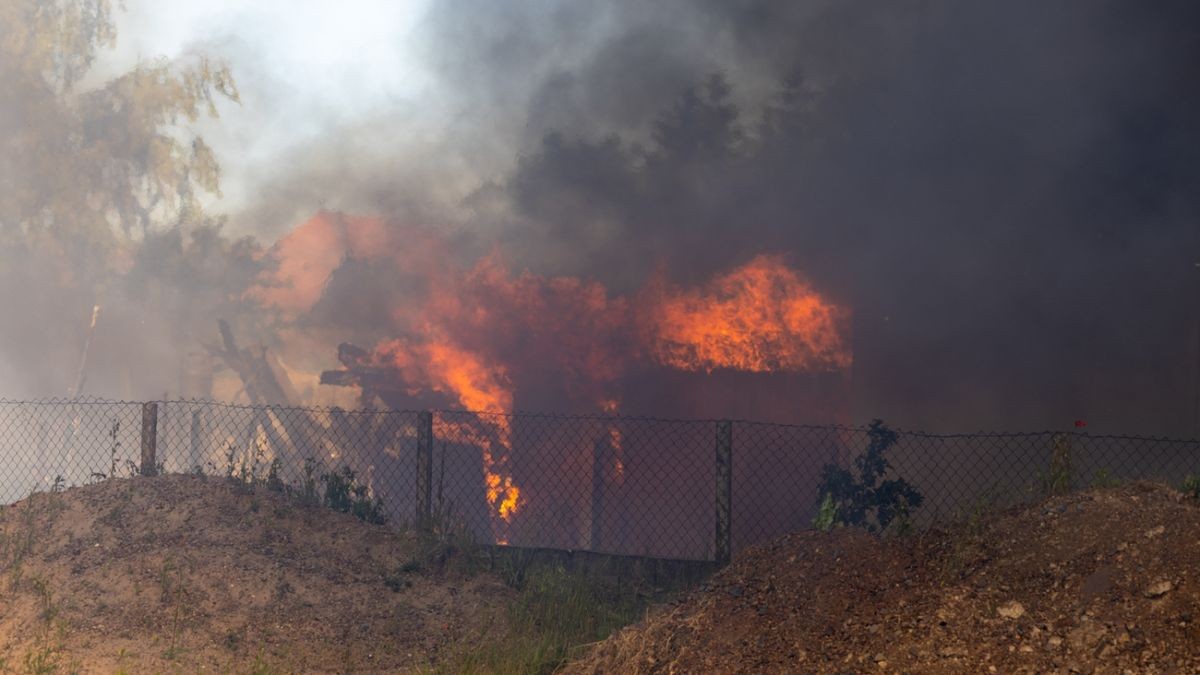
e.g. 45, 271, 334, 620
0, 397, 1196, 445
894, 429, 1200, 444
0, 396, 145, 407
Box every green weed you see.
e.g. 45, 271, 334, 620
1091, 467, 1121, 488
20, 574, 71, 674
1040, 433, 1074, 495
300, 458, 320, 505
158, 557, 194, 661
939, 492, 996, 583
438, 563, 652, 675
812, 492, 838, 532
1182, 474, 1200, 500
2, 491, 64, 589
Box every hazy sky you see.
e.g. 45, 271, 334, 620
97, 1, 443, 235
91, 1, 781, 240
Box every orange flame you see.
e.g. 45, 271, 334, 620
425, 342, 522, 521
608, 426, 625, 483
375, 337, 523, 523
247, 210, 446, 318
246, 212, 362, 315
423, 340, 514, 418
645, 254, 851, 373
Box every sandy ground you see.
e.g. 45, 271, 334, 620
566, 482, 1200, 674
0, 474, 510, 673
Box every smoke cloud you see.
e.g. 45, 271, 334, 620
2, 0, 1197, 435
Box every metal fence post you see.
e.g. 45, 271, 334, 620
140, 402, 159, 477
715, 420, 733, 565
416, 410, 434, 527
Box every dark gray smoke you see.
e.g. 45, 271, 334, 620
3, 0, 1198, 436
402, 0, 1200, 434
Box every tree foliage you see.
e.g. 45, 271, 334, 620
0, 0, 252, 397
0, 0, 239, 278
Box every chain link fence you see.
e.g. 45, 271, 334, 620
1, 398, 1198, 562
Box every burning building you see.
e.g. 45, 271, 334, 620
231, 210, 855, 549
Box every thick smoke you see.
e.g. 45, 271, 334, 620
407, 0, 1200, 434
2, 0, 1198, 435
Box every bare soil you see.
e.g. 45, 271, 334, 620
0, 474, 510, 673
565, 482, 1200, 674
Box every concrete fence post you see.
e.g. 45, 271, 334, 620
140, 402, 159, 477
416, 410, 434, 527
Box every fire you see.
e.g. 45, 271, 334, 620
423, 340, 514, 418
375, 336, 523, 523
246, 211, 360, 316
423, 341, 522, 521
608, 426, 625, 483
645, 254, 851, 373
251, 211, 854, 535
247, 210, 447, 318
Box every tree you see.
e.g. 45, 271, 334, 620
0, 0, 238, 264
0, 0, 244, 396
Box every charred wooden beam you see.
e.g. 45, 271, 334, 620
337, 342, 371, 368
319, 366, 394, 391
206, 319, 300, 406
322, 342, 389, 408
206, 319, 328, 462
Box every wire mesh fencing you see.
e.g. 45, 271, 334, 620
1, 398, 1198, 562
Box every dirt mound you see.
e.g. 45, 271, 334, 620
566, 482, 1200, 674
0, 474, 509, 672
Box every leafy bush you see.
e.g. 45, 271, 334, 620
814, 420, 924, 533
320, 466, 386, 525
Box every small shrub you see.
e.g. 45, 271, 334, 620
1091, 467, 1121, 488
300, 458, 320, 505
812, 492, 838, 532
1041, 433, 1074, 495
265, 458, 285, 493
108, 418, 122, 479
224, 443, 237, 480
320, 466, 386, 525
814, 419, 924, 533
1182, 474, 1200, 500
383, 573, 413, 593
